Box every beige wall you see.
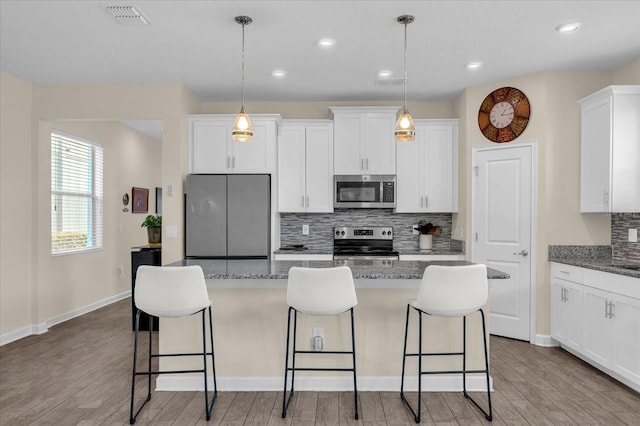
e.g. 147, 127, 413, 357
1, 72, 34, 334
2, 56, 639, 343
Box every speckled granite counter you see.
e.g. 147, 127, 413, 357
548, 245, 640, 279
272, 248, 465, 256
168, 258, 508, 280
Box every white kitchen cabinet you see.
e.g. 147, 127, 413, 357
277, 120, 333, 213
550, 262, 640, 392
551, 277, 583, 352
189, 114, 280, 174
330, 107, 398, 175
578, 85, 640, 212
396, 119, 458, 212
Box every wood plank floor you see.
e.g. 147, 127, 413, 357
1, 298, 639, 425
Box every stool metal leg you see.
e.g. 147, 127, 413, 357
350, 307, 359, 420
202, 307, 217, 421
282, 307, 295, 418
130, 308, 218, 424
462, 309, 493, 421
400, 304, 421, 423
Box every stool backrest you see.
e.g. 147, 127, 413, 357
135, 265, 210, 317
414, 264, 488, 317
287, 266, 357, 315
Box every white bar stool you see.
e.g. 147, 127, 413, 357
130, 265, 217, 424
400, 264, 492, 423
282, 266, 359, 420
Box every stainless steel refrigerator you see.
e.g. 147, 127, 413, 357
185, 174, 270, 258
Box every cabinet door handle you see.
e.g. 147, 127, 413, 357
360, 159, 364, 170
609, 301, 615, 319
420, 196, 424, 207
365, 158, 369, 171
301, 196, 305, 207
425, 196, 428, 207
605, 301, 609, 318
232, 156, 236, 168
227, 156, 231, 169
306, 196, 309, 207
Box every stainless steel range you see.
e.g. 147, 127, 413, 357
333, 226, 399, 260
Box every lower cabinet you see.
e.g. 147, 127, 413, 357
550, 262, 640, 391
551, 277, 583, 352
131, 247, 161, 331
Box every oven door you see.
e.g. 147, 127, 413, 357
334, 175, 395, 208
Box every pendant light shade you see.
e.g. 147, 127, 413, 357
232, 16, 253, 142
395, 15, 415, 142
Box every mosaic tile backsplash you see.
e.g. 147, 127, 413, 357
280, 210, 453, 251
612, 213, 640, 262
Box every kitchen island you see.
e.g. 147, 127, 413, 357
157, 259, 508, 393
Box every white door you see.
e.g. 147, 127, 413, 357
473, 143, 534, 341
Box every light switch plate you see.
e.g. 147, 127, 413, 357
629, 228, 638, 243
166, 225, 178, 238
302, 224, 309, 235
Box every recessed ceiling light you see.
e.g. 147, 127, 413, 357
555, 22, 581, 33
378, 70, 394, 78
272, 70, 287, 79
466, 61, 483, 70
318, 38, 336, 48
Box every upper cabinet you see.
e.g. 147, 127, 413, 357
396, 119, 459, 213
578, 86, 640, 213
277, 120, 334, 213
330, 107, 399, 175
189, 114, 280, 174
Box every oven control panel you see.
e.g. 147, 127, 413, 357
334, 226, 393, 240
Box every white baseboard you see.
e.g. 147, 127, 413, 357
156, 374, 493, 393
0, 290, 131, 346
533, 334, 559, 347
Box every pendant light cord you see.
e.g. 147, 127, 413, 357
403, 20, 408, 112
241, 21, 246, 109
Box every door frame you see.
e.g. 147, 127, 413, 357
471, 140, 538, 344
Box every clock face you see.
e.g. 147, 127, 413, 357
478, 87, 530, 143
489, 101, 515, 129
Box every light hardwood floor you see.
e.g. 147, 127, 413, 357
1, 298, 639, 425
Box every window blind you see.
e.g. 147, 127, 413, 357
51, 130, 104, 254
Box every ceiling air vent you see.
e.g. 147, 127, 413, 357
104, 5, 151, 25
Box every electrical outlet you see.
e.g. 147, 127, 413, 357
117, 265, 124, 277
459, 227, 464, 238
629, 228, 638, 243
312, 327, 324, 351
302, 224, 309, 235
412, 224, 419, 235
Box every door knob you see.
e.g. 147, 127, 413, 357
513, 250, 529, 257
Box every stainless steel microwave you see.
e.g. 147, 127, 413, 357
334, 175, 396, 208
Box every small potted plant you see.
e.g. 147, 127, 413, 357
414, 220, 441, 250
141, 214, 162, 244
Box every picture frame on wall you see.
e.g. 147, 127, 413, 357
131, 187, 149, 213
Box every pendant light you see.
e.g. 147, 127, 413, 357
232, 16, 253, 142
395, 15, 415, 142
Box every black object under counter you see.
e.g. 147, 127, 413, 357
131, 245, 162, 331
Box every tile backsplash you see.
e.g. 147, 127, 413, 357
280, 210, 453, 251
612, 213, 640, 262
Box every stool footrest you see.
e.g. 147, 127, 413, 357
404, 351, 463, 357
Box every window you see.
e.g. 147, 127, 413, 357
51, 130, 104, 254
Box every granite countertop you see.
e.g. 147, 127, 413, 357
548, 245, 640, 279
168, 258, 509, 280
549, 256, 640, 279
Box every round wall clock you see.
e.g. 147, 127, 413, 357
478, 87, 530, 143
